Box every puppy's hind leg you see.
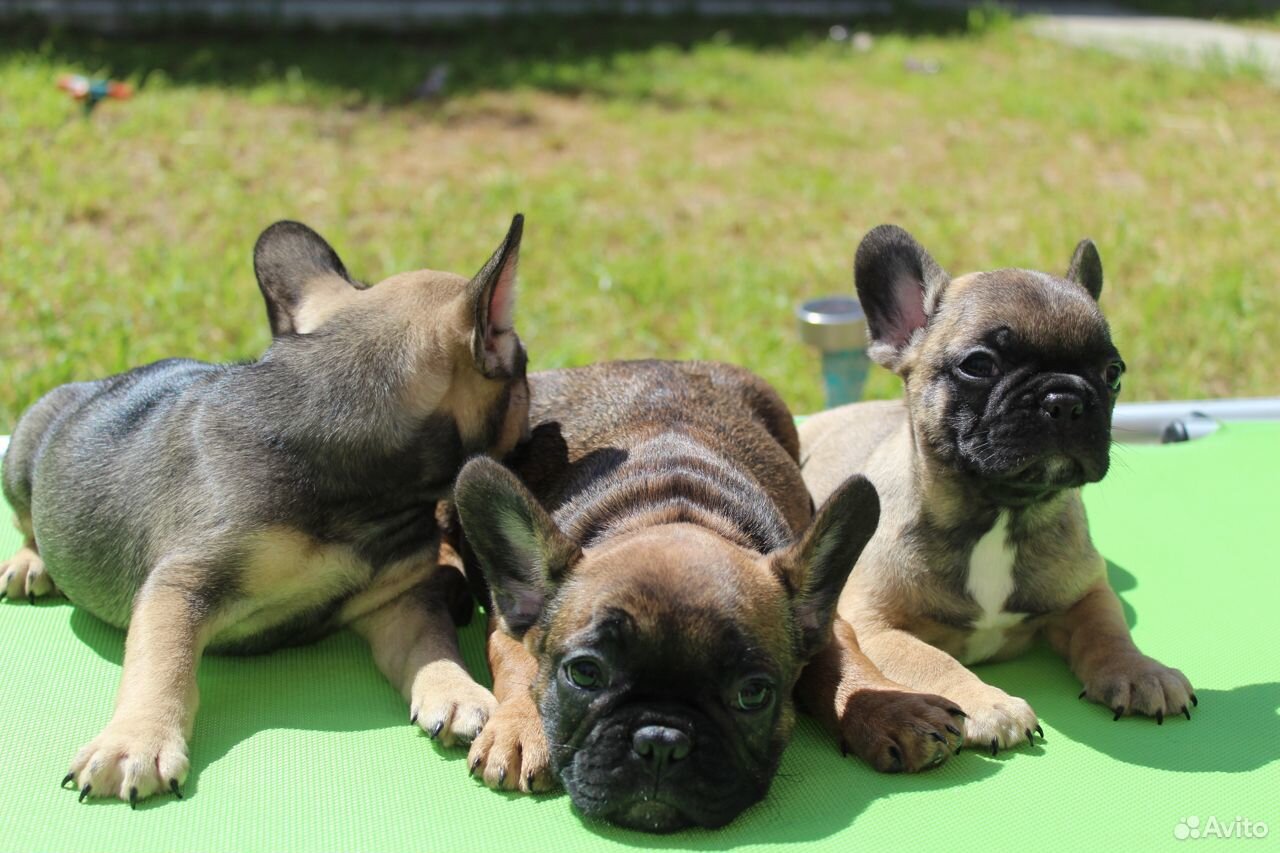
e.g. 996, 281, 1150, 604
1, 539, 59, 601
3, 383, 97, 601
67, 572, 207, 805
353, 566, 497, 748
2, 510, 60, 600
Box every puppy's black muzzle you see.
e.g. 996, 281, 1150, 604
966, 373, 1112, 501
556, 702, 766, 833
1030, 376, 1110, 464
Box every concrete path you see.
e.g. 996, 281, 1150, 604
1028, 11, 1280, 85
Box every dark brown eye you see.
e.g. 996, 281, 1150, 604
957, 351, 1000, 380
1104, 360, 1125, 392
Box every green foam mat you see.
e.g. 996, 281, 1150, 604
1, 423, 1276, 852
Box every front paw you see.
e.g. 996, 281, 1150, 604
408, 662, 497, 747
466, 695, 556, 793
65, 716, 188, 806
839, 687, 966, 772
1080, 654, 1196, 723
956, 686, 1041, 754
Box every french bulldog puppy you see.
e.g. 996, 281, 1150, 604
451, 360, 965, 833
0, 216, 531, 805
799, 225, 1195, 755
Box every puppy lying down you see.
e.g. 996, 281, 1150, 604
1, 216, 531, 804
451, 360, 966, 832
800, 226, 1195, 754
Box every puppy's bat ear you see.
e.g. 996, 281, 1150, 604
770, 475, 880, 659
854, 225, 950, 371
253, 221, 361, 336
468, 214, 524, 378
453, 454, 580, 638
1065, 238, 1103, 301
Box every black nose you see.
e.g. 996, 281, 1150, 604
1040, 390, 1086, 422
632, 725, 692, 771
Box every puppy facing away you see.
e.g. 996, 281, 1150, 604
0, 216, 531, 804
799, 225, 1195, 754
451, 360, 966, 833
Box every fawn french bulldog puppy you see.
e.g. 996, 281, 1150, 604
0, 216, 530, 805
451, 360, 965, 833
799, 225, 1195, 755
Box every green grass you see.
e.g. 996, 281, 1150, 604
1, 16, 1278, 430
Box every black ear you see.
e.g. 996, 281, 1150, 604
1065, 238, 1103, 301
770, 475, 880, 659
468, 214, 524, 378
854, 225, 950, 370
453, 454, 579, 637
253, 221, 358, 336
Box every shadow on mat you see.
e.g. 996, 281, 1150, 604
62, 600, 1002, 832
1046, 681, 1280, 774
67, 606, 494, 804
1107, 560, 1140, 629
972, 559, 1280, 776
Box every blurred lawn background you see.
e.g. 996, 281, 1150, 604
1, 9, 1278, 429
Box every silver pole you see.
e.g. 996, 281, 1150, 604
1111, 397, 1280, 443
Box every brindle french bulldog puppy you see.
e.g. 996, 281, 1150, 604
0, 216, 531, 805
799, 225, 1195, 755
451, 360, 965, 833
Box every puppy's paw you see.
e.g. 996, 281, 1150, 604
956, 686, 1040, 754
66, 717, 189, 806
1, 547, 59, 600
839, 687, 965, 772
408, 662, 497, 748
466, 695, 556, 794
1080, 654, 1196, 723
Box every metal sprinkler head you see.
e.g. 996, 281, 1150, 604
796, 296, 870, 409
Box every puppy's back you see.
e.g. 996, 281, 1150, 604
515, 359, 810, 544
529, 359, 797, 455
7, 359, 228, 622
2, 380, 102, 523
798, 400, 905, 505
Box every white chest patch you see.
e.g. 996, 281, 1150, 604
962, 511, 1023, 663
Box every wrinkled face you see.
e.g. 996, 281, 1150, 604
455, 454, 878, 833
908, 271, 1123, 504
532, 528, 799, 833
